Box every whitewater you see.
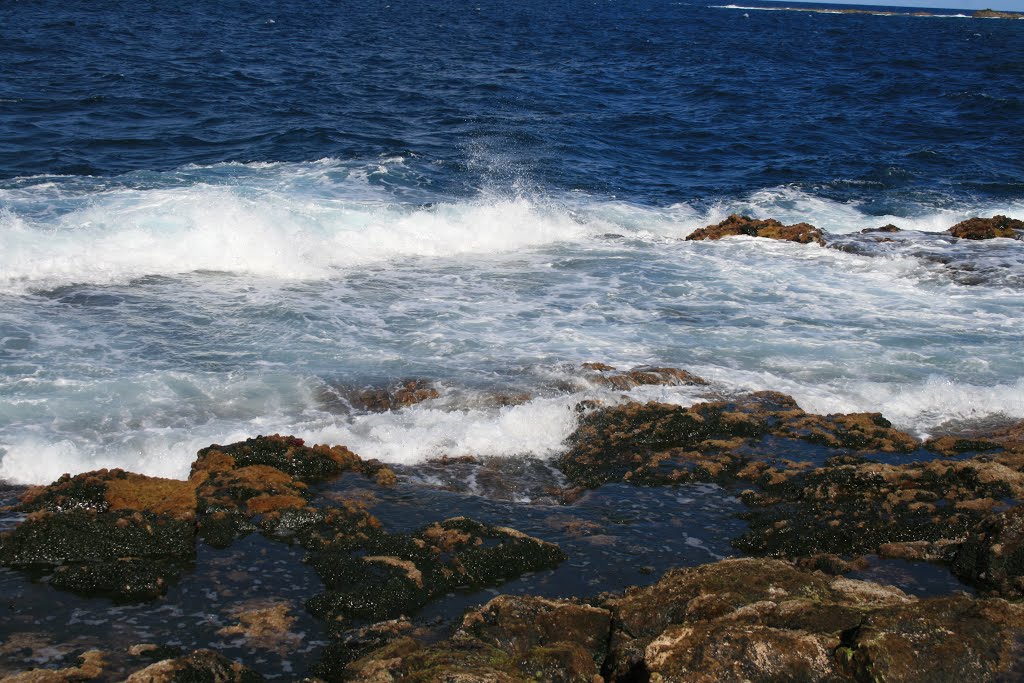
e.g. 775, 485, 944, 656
1, 157, 1022, 484
2, 0, 1023, 485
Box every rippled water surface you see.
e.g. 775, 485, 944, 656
1, 0, 1023, 483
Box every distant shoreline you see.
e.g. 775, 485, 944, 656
715, 4, 1024, 18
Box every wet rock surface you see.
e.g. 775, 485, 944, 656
947, 215, 1024, 240
344, 558, 1024, 683
558, 392, 918, 489
2, 368, 1024, 680
685, 213, 826, 244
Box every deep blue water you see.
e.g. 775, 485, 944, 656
0, 0, 1023, 484
3, 0, 1023, 205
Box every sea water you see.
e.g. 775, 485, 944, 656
1, 0, 1022, 484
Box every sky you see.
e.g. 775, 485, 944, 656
761, 0, 1023, 10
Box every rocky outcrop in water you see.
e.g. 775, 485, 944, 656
558, 392, 1024, 594
558, 392, 917, 488
686, 214, 825, 245
0, 435, 567, 680
953, 504, 1024, 599
974, 8, 1024, 18
347, 379, 441, 412
341, 558, 1024, 682
3, 370, 1024, 680
947, 215, 1024, 240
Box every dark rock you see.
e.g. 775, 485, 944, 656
121, 649, 264, 682
734, 454, 1021, 558
603, 557, 1024, 683
193, 434, 363, 483
306, 516, 566, 628
0, 507, 194, 601
953, 504, 1024, 598
348, 379, 440, 412
578, 364, 707, 391
926, 434, 1003, 456
862, 224, 902, 233
558, 393, 917, 488
686, 214, 825, 245
947, 215, 1023, 240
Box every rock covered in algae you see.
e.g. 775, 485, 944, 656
953, 504, 1024, 599
340, 595, 610, 683
685, 214, 825, 245
338, 557, 1024, 683
558, 392, 918, 489
0, 469, 197, 601
737, 420, 1024, 572
0, 434, 395, 599
306, 516, 567, 629
946, 215, 1023, 240
122, 649, 264, 682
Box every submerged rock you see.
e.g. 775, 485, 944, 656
0, 650, 106, 682
578, 364, 707, 391
348, 379, 441, 412
686, 214, 825, 245
947, 215, 1023, 240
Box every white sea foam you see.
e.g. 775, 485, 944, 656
1, 163, 1021, 292
1, 161, 1022, 484
0, 393, 585, 484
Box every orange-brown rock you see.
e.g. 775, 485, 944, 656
686, 214, 825, 245
349, 379, 440, 412
604, 558, 1024, 683
0, 650, 107, 682
947, 215, 1023, 240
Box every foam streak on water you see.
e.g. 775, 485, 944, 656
0, 161, 1022, 484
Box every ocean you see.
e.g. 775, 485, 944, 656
1, 0, 1023, 486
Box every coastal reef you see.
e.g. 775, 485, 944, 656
684, 213, 1023, 246
3, 368, 1024, 679
340, 558, 1024, 682
685, 214, 825, 244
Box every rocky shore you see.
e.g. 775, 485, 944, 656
1, 215, 1023, 681
2, 357, 1024, 680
